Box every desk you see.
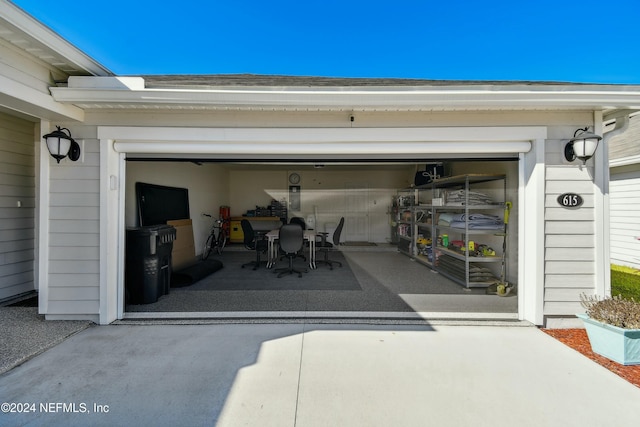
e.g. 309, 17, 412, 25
229, 217, 282, 243
266, 229, 316, 269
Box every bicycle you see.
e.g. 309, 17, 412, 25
202, 213, 228, 259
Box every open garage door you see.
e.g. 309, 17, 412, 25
97, 125, 546, 322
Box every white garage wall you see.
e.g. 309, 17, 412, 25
125, 163, 416, 248
229, 167, 411, 243
125, 161, 230, 255
229, 169, 287, 217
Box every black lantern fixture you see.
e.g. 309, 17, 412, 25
564, 127, 602, 165
42, 126, 81, 163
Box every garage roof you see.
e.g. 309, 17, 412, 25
141, 74, 587, 88
50, 75, 640, 117
3, 1, 639, 119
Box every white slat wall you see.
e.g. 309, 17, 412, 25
0, 112, 35, 300
610, 166, 640, 269
544, 166, 596, 315
47, 136, 100, 314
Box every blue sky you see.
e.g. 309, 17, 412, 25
11, 0, 640, 83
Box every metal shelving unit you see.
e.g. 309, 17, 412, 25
393, 188, 417, 257
394, 187, 433, 265
431, 174, 507, 288
393, 174, 508, 288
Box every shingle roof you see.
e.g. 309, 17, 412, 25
140, 74, 588, 89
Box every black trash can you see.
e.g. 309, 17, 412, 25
125, 225, 176, 304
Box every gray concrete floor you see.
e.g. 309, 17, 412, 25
1, 322, 640, 427
126, 247, 518, 317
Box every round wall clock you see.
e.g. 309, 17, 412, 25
289, 173, 301, 184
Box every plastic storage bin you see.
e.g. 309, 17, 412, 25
125, 225, 176, 304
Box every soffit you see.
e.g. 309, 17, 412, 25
0, 3, 111, 77
0, 20, 81, 76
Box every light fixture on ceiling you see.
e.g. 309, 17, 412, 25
564, 127, 602, 165
42, 126, 81, 163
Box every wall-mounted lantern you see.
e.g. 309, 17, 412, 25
564, 127, 602, 165
42, 126, 81, 163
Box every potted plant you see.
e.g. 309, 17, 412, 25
578, 294, 640, 365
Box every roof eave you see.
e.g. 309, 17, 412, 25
49, 86, 640, 112
1, 2, 112, 76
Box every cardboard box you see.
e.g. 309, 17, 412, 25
166, 219, 196, 270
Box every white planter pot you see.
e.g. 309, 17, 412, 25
576, 313, 640, 366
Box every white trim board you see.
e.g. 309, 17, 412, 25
100, 126, 541, 158
101, 126, 544, 144
99, 125, 546, 325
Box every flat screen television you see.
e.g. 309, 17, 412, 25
136, 182, 190, 226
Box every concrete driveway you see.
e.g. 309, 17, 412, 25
1, 322, 639, 427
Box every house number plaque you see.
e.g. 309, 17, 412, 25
557, 193, 583, 208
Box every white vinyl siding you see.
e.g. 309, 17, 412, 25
610, 165, 640, 269
544, 165, 596, 315
0, 112, 35, 300
0, 39, 56, 97
47, 137, 100, 314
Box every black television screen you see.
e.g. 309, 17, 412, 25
136, 182, 190, 226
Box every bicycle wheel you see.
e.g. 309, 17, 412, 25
216, 234, 227, 254
202, 234, 214, 260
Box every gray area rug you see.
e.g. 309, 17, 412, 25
126, 251, 517, 313
175, 251, 361, 291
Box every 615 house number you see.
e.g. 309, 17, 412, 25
557, 193, 583, 208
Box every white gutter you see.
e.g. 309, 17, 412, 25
607, 111, 640, 167
606, 115, 632, 168
51, 85, 640, 111
605, 115, 631, 139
